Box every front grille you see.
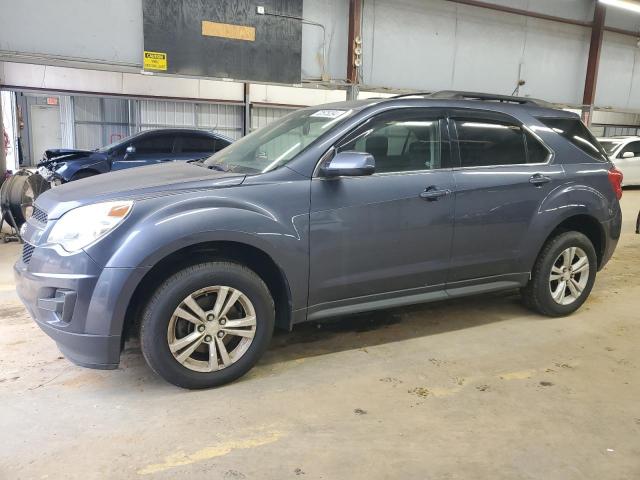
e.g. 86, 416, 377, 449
31, 206, 48, 224
22, 243, 35, 264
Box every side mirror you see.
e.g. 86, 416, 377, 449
621, 151, 635, 159
125, 145, 136, 155
321, 151, 375, 177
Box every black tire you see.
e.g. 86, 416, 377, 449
0, 171, 50, 228
140, 261, 275, 389
70, 170, 98, 182
522, 231, 597, 317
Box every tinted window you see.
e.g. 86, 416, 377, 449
620, 141, 640, 157
454, 119, 526, 167
525, 130, 550, 164
338, 111, 443, 173
215, 138, 231, 152
133, 135, 174, 154
538, 117, 607, 161
181, 135, 216, 153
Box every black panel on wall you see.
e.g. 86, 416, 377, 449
142, 0, 302, 84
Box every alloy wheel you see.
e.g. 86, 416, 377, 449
167, 286, 257, 372
548, 247, 590, 306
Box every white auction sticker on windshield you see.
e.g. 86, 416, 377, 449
310, 110, 346, 118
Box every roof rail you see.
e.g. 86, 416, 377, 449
390, 92, 434, 99
391, 90, 552, 107
429, 90, 552, 107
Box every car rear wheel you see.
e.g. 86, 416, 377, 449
522, 231, 597, 317
140, 261, 275, 389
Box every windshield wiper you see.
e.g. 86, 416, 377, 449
207, 163, 230, 172
187, 158, 233, 172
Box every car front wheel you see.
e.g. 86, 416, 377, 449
522, 231, 597, 317
140, 261, 275, 389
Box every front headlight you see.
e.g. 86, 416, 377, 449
47, 201, 133, 252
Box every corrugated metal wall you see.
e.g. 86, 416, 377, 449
73, 96, 243, 149
197, 103, 244, 140
74, 96, 131, 149
139, 100, 196, 129
139, 100, 243, 139
598, 125, 640, 137
251, 105, 296, 132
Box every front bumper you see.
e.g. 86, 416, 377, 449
14, 259, 121, 369
14, 243, 148, 370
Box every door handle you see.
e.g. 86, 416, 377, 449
529, 173, 551, 186
420, 186, 451, 201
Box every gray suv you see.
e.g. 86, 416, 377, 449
15, 91, 623, 389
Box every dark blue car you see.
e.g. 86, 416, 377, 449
37, 129, 233, 184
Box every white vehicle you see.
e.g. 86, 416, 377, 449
597, 136, 640, 186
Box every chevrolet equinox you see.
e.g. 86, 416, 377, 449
15, 91, 623, 389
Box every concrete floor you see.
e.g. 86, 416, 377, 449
1, 191, 639, 480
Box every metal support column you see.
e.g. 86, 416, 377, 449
582, 3, 606, 126
243, 83, 251, 136
347, 0, 363, 87
0, 92, 6, 174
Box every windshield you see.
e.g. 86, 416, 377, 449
598, 140, 622, 156
201, 108, 353, 174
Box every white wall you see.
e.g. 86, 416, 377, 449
0, 62, 245, 102
0, 0, 143, 66
0, 61, 347, 108
2, 0, 640, 112
596, 32, 640, 110
0, 0, 348, 83
360, 0, 592, 104
1, 91, 19, 170
302, 0, 349, 80
605, 4, 640, 32
250, 84, 346, 105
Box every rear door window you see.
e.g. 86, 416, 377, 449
180, 135, 217, 153
133, 135, 174, 154
537, 117, 607, 162
453, 118, 549, 167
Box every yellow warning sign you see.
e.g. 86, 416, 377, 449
143, 51, 167, 71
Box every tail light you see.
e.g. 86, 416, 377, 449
608, 166, 623, 200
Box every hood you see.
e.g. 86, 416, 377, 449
35, 162, 246, 219
38, 148, 98, 166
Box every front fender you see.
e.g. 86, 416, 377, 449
60, 158, 111, 181
83, 186, 310, 310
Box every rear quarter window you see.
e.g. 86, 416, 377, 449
538, 117, 607, 162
